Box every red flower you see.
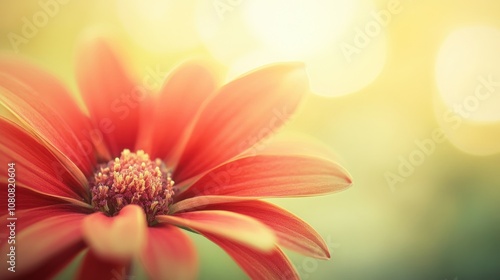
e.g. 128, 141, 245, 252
0, 39, 352, 280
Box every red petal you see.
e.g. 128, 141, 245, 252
204, 233, 299, 280
0, 206, 86, 279
76, 38, 141, 156
157, 210, 276, 251
0, 56, 93, 157
82, 205, 147, 262
175, 155, 352, 202
135, 61, 216, 162
174, 63, 308, 182
171, 195, 253, 213
200, 200, 330, 259
77, 249, 130, 280
0, 213, 85, 279
21, 241, 86, 280
0, 204, 91, 234
0, 185, 91, 211
140, 224, 198, 280
0, 118, 89, 201
0, 74, 95, 177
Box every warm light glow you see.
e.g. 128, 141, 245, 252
305, 33, 387, 97
224, 50, 294, 82
196, 0, 263, 64
198, 0, 389, 97
435, 26, 500, 122
2, 1, 500, 279
116, 0, 200, 53
434, 25, 500, 156
243, 0, 356, 57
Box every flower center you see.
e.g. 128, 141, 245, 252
89, 149, 175, 225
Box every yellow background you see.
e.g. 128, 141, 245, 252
1, 0, 500, 279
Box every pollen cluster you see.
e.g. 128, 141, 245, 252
90, 149, 175, 224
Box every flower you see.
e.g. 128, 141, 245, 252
0, 38, 352, 280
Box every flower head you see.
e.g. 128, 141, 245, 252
0, 38, 352, 280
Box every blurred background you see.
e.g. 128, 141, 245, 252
1, 0, 500, 279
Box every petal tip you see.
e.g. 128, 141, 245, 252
332, 161, 354, 190
323, 249, 331, 260
82, 205, 147, 262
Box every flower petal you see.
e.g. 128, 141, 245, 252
0, 56, 91, 149
157, 210, 275, 251
135, 61, 216, 162
0, 213, 86, 279
76, 38, 141, 156
0, 73, 95, 177
0, 205, 86, 278
200, 200, 330, 259
0, 204, 91, 233
170, 195, 254, 214
204, 233, 299, 280
22, 242, 85, 280
0, 185, 62, 210
82, 204, 147, 262
140, 224, 198, 280
175, 155, 352, 202
174, 63, 308, 182
0, 185, 91, 211
76, 249, 130, 280
0, 118, 89, 201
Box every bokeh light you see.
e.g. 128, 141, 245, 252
197, 0, 389, 97
434, 25, 500, 156
242, 0, 356, 58
117, 0, 200, 53
1, 1, 500, 279
435, 25, 500, 122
